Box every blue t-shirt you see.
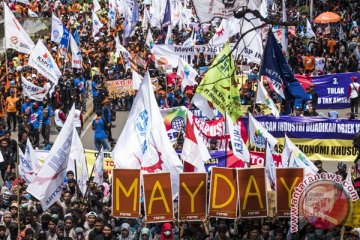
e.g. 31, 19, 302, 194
21, 102, 32, 116
167, 92, 175, 108
92, 118, 107, 140
75, 77, 86, 94
92, 81, 99, 97
29, 108, 43, 129
39, 105, 53, 125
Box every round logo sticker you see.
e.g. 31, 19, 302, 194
299, 180, 351, 229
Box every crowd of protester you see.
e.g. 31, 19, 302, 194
0, 0, 358, 239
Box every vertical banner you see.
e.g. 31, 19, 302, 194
143, 172, 174, 223
238, 168, 267, 218
179, 173, 207, 221
209, 167, 238, 219
276, 168, 304, 217
112, 169, 141, 218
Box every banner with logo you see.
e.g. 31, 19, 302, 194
143, 172, 174, 223
242, 115, 360, 161
160, 107, 187, 144
178, 173, 207, 221
112, 169, 141, 218
209, 167, 238, 219
107, 79, 134, 95
275, 168, 304, 217
237, 168, 267, 218
28, 40, 61, 84
21, 76, 46, 101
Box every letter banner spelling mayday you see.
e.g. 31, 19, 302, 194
296, 72, 360, 109
241, 115, 360, 161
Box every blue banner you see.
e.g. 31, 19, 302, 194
313, 72, 360, 109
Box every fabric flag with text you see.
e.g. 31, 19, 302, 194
70, 34, 82, 69
265, 142, 276, 189
26, 139, 41, 174
260, 31, 309, 101
78, 149, 89, 196
131, 0, 139, 29
162, 0, 171, 27
226, 114, 250, 164
282, 135, 318, 177
93, 147, 104, 185
248, 113, 278, 149
28, 40, 62, 85
112, 71, 183, 198
177, 57, 197, 91
196, 44, 242, 123
27, 105, 75, 210
306, 18, 316, 38
19, 148, 35, 183
145, 29, 154, 52
210, 18, 230, 46
4, 4, 35, 54
181, 111, 210, 172
21, 76, 46, 102
256, 81, 280, 118
73, 29, 80, 46
92, 11, 104, 38
132, 70, 143, 90
115, 35, 131, 59
108, 0, 117, 30
51, 14, 64, 43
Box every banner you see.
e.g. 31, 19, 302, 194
209, 167, 238, 219
143, 172, 174, 223
112, 169, 141, 218
242, 115, 360, 161
237, 168, 267, 218
178, 173, 207, 221
107, 79, 134, 95
21, 76, 46, 101
275, 168, 304, 217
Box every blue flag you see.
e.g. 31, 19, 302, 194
162, 0, 171, 27
131, 0, 139, 29
59, 25, 69, 55
73, 28, 80, 46
260, 31, 308, 100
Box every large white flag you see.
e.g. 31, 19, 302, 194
70, 34, 82, 69
28, 9, 38, 18
177, 57, 197, 91
306, 18, 316, 39
78, 151, 89, 196
145, 29, 154, 52
21, 76, 47, 101
210, 19, 230, 46
282, 136, 318, 176
248, 113, 278, 149
92, 11, 104, 38
27, 105, 75, 210
191, 93, 216, 120
112, 71, 183, 198
165, 26, 173, 45
265, 142, 276, 189
132, 70, 143, 90
226, 114, 250, 163
67, 127, 85, 174
4, 4, 35, 54
51, 14, 64, 43
181, 111, 209, 172
19, 149, 36, 184
28, 40, 62, 85
256, 81, 280, 118
93, 147, 104, 185
26, 139, 41, 173
115, 35, 131, 59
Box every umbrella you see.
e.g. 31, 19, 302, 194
314, 12, 341, 24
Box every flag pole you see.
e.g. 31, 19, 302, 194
74, 158, 80, 197
247, 114, 251, 168
82, 164, 95, 204
16, 146, 20, 232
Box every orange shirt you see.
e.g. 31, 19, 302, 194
327, 39, 337, 54
6, 96, 19, 113
304, 56, 316, 71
